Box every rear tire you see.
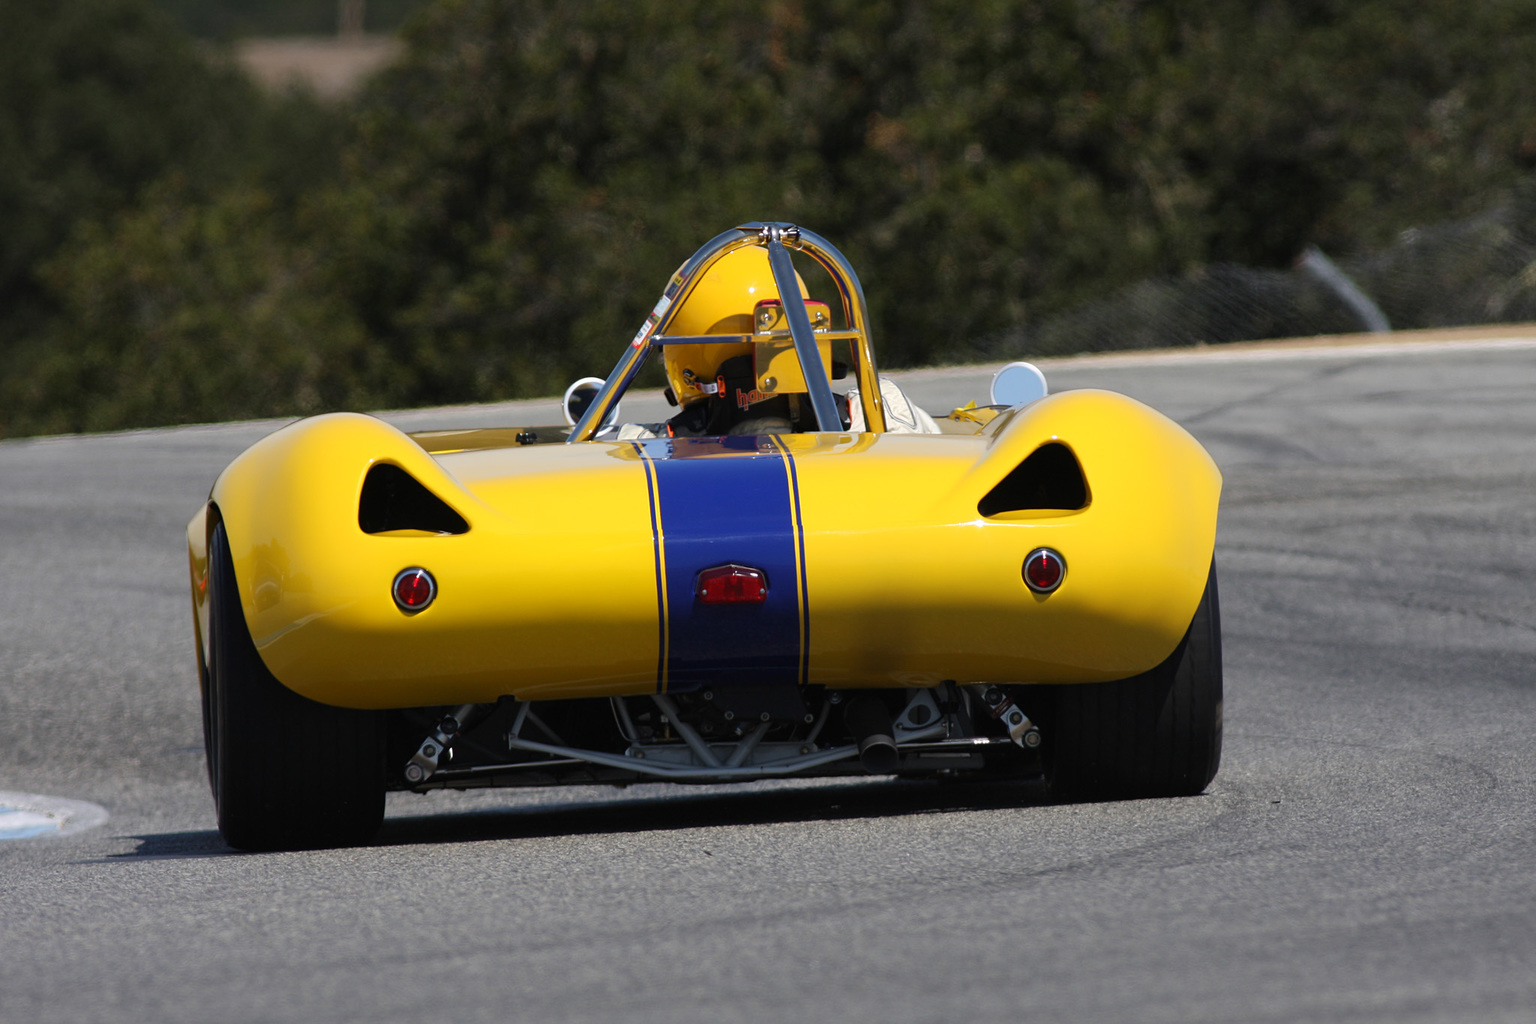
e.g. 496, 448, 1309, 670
205, 521, 385, 850
1046, 565, 1223, 800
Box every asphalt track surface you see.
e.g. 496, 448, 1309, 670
3, 332, 1535, 1023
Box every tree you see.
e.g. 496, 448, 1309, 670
12, 0, 1536, 436
0, 0, 270, 340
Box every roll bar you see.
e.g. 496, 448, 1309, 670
567, 223, 887, 442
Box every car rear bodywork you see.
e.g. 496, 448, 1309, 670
188, 387, 1218, 710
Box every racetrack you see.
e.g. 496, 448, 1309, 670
3, 331, 1535, 1022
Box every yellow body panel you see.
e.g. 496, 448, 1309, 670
189, 391, 1219, 709
790, 391, 1219, 685
195, 414, 662, 707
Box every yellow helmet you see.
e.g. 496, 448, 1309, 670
661, 246, 807, 406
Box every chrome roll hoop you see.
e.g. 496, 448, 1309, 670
568, 222, 887, 442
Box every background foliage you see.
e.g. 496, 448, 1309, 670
154, 0, 426, 39
6, 0, 1536, 436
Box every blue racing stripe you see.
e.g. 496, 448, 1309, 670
632, 444, 669, 687
774, 435, 812, 690
636, 436, 806, 692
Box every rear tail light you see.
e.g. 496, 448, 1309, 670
1023, 548, 1065, 594
696, 564, 768, 604
393, 568, 437, 612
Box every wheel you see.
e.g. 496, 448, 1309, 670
205, 521, 386, 850
1046, 564, 1223, 800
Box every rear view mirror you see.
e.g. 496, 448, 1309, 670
562, 377, 620, 430
989, 361, 1049, 408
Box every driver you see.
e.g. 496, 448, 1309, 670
664, 245, 819, 437
613, 245, 937, 439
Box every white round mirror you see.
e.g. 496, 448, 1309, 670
562, 377, 619, 429
989, 361, 1049, 408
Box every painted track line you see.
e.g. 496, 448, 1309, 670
0, 791, 109, 840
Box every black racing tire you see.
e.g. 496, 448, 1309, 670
1046, 564, 1223, 801
205, 521, 386, 850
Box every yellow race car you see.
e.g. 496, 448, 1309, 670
188, 223, 1222, 850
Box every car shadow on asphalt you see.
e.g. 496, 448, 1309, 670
107, 776, 1051, 860
379, 776, 1053, 848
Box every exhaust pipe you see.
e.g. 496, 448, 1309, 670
843, 696, 899, 774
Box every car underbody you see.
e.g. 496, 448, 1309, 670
389, 682, 1046, 792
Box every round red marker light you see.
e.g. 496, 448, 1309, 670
1023, 548, 1065, 594
393, 568, 437, 612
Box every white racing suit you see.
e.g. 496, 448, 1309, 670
846, 376, 941, 434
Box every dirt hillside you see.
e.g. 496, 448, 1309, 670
236, 34, 401, 98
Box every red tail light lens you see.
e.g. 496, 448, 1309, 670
696, 564, 768, 604
1023, 548, 1065, 594
393, 568, 437, 612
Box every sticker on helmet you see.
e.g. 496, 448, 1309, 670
681, 369, 722, 395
